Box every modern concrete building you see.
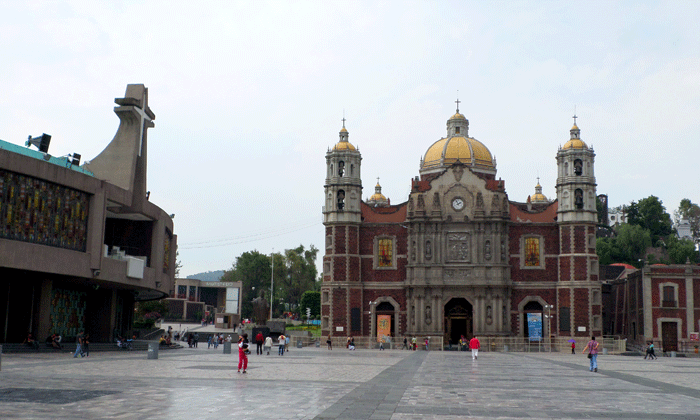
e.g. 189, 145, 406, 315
0, 84, 176, 343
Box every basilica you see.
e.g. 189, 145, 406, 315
321, 105, 602, 345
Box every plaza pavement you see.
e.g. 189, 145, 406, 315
1, 344, 699, 420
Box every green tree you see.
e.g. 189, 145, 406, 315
674, 198, 700, 244
277, 245, 319, 314
221, 250, 271, 319
666, 235, 699, 264
596, 224, 651, 266
625, 196, 674, 245
299, 291, 321, 317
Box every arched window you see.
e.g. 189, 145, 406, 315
337, 190, 345, 210
338, 160, 345, 177
574, 159, 583, 176
575, 188, 584, 209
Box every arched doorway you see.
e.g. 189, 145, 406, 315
444, 298, 473, 345
375, 301, 395, 342
523, 301, 543, 339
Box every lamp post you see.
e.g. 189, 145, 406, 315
544, 304, 554, 352
270, 249, 274, 320
368, 301, 374, 349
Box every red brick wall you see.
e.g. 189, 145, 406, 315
348, 226, 358, 254
509, 224, 559, 283
332, 288, 347, 327
559, 257, 571, 281
560, 226, 571, 254
335, 226, 346, 254
574, 288, 589, 335
574, 257, 588, 280
573, 226, 586, 253
333, 256, 346, 281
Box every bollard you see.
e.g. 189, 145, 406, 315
223, 342, 232, 354
504, 345, 509, 352
315, 340, 320, 348
602, 348, 608, 355
297, 339, 303, 348
671, 351, 677, 357
147, 342, 159, 360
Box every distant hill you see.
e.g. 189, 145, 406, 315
186, 270, 225, 282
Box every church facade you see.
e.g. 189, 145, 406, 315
321, 107, 602, 345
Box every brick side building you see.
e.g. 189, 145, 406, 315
609, 262, 700, 352
321, 109, 601, 345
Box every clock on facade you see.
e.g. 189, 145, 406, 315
452, 197, 464, 211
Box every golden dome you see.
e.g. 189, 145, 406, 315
333, 140, 356, 151
531, 192, 547, 202
422, 136, 494, 171
370, 192, 387, 201
562, 138, 587, 150
340, 127, 348, 133
450, 112, 467, 120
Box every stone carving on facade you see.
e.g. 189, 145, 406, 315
425, 240, 432, 260
501, 239, 506, 261
491, 195, 500, 215
411, 240, 416, 261
425, 305, 432, 325
486, 305, 493, 325
502, 197, 509, 213
408, 196, 414, 212
476, 192, 484, 209
445, 268, 472, 280
417, 194, 425, 210
484, 239, 492, 261
411, 305, 415, 325
432, 192, 440, 208
453, 165, 464, 182
448, 233, 470, 261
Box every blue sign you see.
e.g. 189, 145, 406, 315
527, 313, 542, 342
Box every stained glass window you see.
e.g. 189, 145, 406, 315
378, 238, 393, 267
525, 237, 540, 267
0, 169, 89, 251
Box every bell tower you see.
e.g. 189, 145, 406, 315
555, 116, 601, 338
323, 119, 362, 224
322, 119, 363, 337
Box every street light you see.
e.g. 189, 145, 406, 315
544, 304, 554, 352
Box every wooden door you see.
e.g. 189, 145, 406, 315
661, 322, 678, 352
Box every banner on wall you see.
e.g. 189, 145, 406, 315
377, 315, 391, 342
527, 313, 542, 342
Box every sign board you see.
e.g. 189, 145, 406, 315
527, 313, 542, 342
335, 326, 344, 332
577, 326, 587, 332
690, 332, 699, 341
377, 315, 391, 342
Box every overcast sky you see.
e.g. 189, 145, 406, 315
1, 1, 698, 277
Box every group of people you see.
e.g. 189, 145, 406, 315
73, 331, 89, 358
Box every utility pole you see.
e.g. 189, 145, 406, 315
270, 249, 274, 320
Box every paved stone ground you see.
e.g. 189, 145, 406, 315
1, 346, 699, 419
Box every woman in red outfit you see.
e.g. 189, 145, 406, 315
238, 333, 249, 373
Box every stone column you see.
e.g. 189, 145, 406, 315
418, 294, 424, 333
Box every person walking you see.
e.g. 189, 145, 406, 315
469, 335, 481, 360
583, 336, 600, 372
73, 331, 85, 358
83, 333, 90, 357
326, 333, 333, 350
255, 331, 264, 355
412, 336, 417, 351
571, 341, 576, 354
237, 335, 249, 373
278, 334, 286, 355
264, 335, 272, 355
193, 332, 199, 348
424, 337, 430, 351
645, 342, 657, 360
402, 336, 408, 350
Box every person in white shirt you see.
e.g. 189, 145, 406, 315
264, 336, 273, 355
278, 334, 286, 356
